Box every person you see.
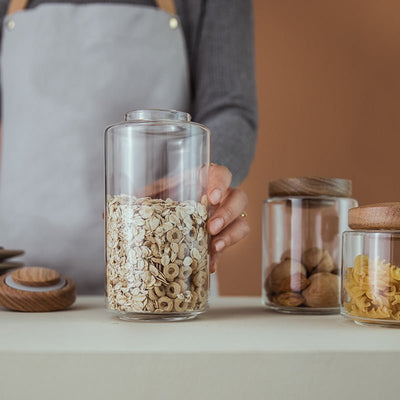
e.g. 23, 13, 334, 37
0, 0, 257, 293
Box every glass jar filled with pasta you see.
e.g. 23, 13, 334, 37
263, 177, 357, 314
341, 202, 400, 327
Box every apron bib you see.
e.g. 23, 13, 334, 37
0, 0, 191, 293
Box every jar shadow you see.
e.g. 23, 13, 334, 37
198, 305, 269, 321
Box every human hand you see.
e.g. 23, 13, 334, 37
207, 164, 250, 273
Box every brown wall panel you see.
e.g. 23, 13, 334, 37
218, 0, 400, 295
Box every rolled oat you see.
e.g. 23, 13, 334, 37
106, 195, 209, 313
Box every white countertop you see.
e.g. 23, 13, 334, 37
1, 296, 399, 400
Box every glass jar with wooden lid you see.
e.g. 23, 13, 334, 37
341, 202, 400, 327
263, 177, 358, 314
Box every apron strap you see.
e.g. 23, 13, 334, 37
7, 0, 176, 16
155, 0, 176, 15
7, 0, 29, 15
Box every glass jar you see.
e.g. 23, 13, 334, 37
263, 177, 358, 314
341, 203, 400, 327
105, 109, 210, 321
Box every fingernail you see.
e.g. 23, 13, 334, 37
214, 240, 225, 252
209, 189, 222, 205
209, 217, 224, 234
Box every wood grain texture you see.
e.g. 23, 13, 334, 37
348, 202, 400, 230
11, 267, 61, 287
0, 274, 76, 312
269, 177, 352, 198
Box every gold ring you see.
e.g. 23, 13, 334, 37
240, 211, 248, 218
210, 162, 217, 167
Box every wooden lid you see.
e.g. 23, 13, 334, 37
269, 177, 352, 198
0, 266, 76, 312
11, 267, 61, 287
349, 202, 400, 230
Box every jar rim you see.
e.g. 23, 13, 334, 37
105, 120, 210, 139
124, 109, 191, 122
264, 195, 354, 201
344, 229, 400, 235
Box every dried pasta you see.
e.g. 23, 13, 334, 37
344, 255, 400, 320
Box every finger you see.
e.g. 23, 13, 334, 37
208, 188, 248, 235
210, 252, 223, 274
207, 164, 232, 205
210, 216, 250, 254
137, 173, 188, 198
136, 167, 201, 198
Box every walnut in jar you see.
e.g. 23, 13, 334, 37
267, 260, 307, 293
264, 247, 339, 309
302, 272, 339, 308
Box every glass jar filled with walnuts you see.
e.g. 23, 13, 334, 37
263, 177, 357, 314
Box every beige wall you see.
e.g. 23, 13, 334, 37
218, 0, 400, 295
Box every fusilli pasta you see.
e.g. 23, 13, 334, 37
344, 255, 400, 320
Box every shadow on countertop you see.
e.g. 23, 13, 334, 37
198, 304, 274, 322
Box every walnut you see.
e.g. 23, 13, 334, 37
268, 260, 307, 293
280, 250, 291, 262
264, 263, 278, 294
301, 247, 324, 273
279, 272, 310, 293
280, 249, 303, 263
273, 292, 305, 307
301, 272, 339, 308
314, 250, 335, 273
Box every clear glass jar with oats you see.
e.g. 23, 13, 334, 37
341, 203, 400, 327
263, 177, 357, 314
105, 110, 210, 321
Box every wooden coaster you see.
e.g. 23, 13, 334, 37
0, 266, 76, 312
349, 202, 400, 230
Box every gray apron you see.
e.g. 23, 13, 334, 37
0, 0, 200, 294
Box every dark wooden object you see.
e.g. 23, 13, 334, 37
0, 249, 24, 261
269, 177, 352, 198
0, 248, 25, 274
0, 262, 24, 271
